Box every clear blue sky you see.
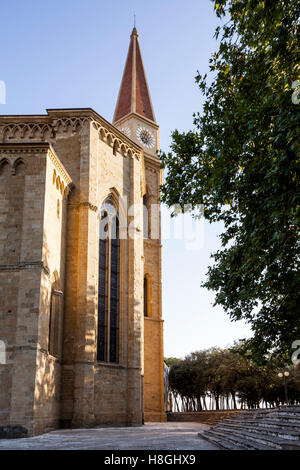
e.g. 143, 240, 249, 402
1, 0, 252, 358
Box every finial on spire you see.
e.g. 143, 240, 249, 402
131, 14, 138, 37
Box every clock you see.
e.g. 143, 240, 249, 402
136, 126, 155, 149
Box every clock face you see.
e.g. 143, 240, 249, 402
120, 126, 131, 138
136, 126, 155, 149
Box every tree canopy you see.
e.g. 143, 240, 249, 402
161, 0, 300, 361
165, 346, 300, 411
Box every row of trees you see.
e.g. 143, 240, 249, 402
166, 346, 300, 412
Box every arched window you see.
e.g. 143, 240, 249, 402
144, 276, 148, 317
143, 193, 150, 239
49, 274, 62, 358
144, 274, 151, 318
97, 200, 119, 363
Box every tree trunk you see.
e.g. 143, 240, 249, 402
226, 395, 230, 409
231, 393, 237, 410
183, 397, 187, 412
174, 393, 179, 412
197, 396, 202, 411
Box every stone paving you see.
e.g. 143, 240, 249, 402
0, 422, 218, 450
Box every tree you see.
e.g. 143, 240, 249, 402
161, 0, 300, 361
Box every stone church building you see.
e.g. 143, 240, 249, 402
0, 28, 165, 437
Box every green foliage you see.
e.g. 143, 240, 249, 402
167, 346, 300, 410
161, 0, 300, 359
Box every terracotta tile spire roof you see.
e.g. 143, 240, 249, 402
113, 28, 156, 123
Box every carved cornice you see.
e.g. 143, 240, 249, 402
0, 108, 143, 161
0, 142, 50, 153
0, 108, 145, 195
0, 120, 86, 143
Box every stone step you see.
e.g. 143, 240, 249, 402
222, 416, 300, 427
199, 431, 247, 450
221, 419, 300, 434
224, 413, 300, 423
265, 417, 300, 424
261, 412, 300, 419
211, 425, 299, 449
226, 416, 300, 428
200, 429, 271, 450
199, 407, 300, 450
217, 422, 300, 441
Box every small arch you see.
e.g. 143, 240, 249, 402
30, 124, 41, 139
13, 158, 25, 176
62, 120, 72, 133
113, 139, 119, 156
120, 143, 126, 157
106, 133, 113, 147
74, 119, 82, 132
99, 128, 106, 141
42, 124, 55, 140
12, 124, 23, 139
56, 175, 61, 190
0, 158, 10, 175
3, 126, 11, 141
21, 124, 30, 139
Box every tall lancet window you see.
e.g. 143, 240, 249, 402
143, 193, 151, 239
97, 200, 119, 363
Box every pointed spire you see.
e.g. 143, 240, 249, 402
113, 28, 156, 124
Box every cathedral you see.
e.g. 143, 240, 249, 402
0, 27, 165, 437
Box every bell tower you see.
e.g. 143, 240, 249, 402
113, 28, 165, 422
113, 27, 159, 159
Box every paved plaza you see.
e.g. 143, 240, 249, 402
0, 422, 218, 450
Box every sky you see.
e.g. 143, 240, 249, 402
1, 0, 252, 358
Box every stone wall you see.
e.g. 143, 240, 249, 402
94, 364, 128, 424
0, 143, 71, 436
32, 147, 71, 435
